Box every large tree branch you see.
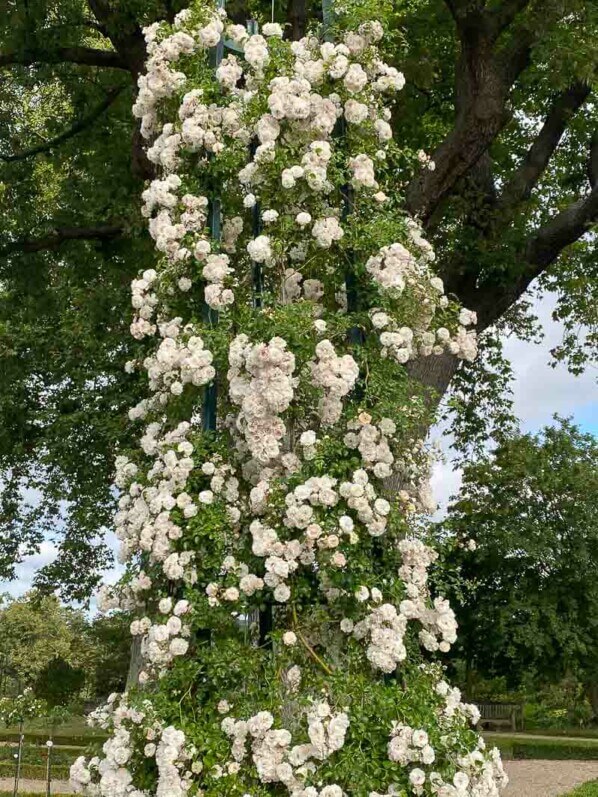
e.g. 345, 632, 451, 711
406, 16, 536, 223
443, 0, 531, 44
87, 0, 146, 77
588, 132, 598, 189
486, 0, 532, 40
524, 186, 598, 272
0, 46, 128, 70
498, 27, 534, 86
406, 91, 511, 223
443, 0, 485, 28
495, 82, 591, 215
406, 0, 573, 225
0, 224, 124, 257
476, 182, 598, 330
0, 87, 125, 163
85, 0, 150, 178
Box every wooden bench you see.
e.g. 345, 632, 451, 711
476, 702, 523, 731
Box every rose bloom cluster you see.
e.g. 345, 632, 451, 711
71, 694, 196, 797
220, 702, 349, 793
72, 3, 507, 797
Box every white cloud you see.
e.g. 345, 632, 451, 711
503, 294, 596, 430
2, 540, 59, 598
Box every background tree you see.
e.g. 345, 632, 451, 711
0, 592, 82, 689
35, 657, 87, 707
85, 613, 131, 699
1, 0, 596, 597
0, 592, 130, 701
436, 419, 598, 716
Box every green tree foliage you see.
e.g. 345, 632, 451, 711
35, 658, 86, 707
1, 0, 597, 596
0, 593, 84, 688
85, 613, 131, 699
0, 592, 129, 701
436, 419, 598, 714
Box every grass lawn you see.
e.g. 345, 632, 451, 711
524, 728, 598, 739
0, 715, 92, 737
563, 782, 598, 796
484, 733, 598, 760
0, 716, 106, 746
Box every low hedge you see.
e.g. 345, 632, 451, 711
0, 732, 105, 747
0, 746, 81, 767
0, 761, 71, 780
486, 734, 598, 760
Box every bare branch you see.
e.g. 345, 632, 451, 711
0, 224, 125, 257
0, 87, 126, 163
496, 83, 591, 213
0, 46, 129, 70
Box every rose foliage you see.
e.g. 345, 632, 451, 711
70, 5, 507, 797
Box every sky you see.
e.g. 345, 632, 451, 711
3, 292, 597, 602
431, 293, 597, 514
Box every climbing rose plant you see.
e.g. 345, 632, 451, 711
70, 4, 507, 797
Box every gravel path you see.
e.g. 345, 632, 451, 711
0, 777, 74, 793
504, 760, 598, 796
2, 763, 598, 797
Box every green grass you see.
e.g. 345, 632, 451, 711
0, 761, 71, 780
0, 745, 81, 767
563, 782, 598, 796
485, 733, 598, 760
0, 715, 106, 747
523, 727, 598, 739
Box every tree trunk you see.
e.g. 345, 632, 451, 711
126, 637, 143, 689
382, 353, 459, 497
286, 0, 308, 40
407, 352, 460, 398
586, 682, 598, 721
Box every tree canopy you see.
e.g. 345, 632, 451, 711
0, 592, 83, 688
437, 419, 598, 714
0, 592, 130, 701
1, 0, 597, 597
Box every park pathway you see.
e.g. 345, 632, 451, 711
504, 760, 598, 796
0, 777, 73, 793
2, 762, 598, 796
